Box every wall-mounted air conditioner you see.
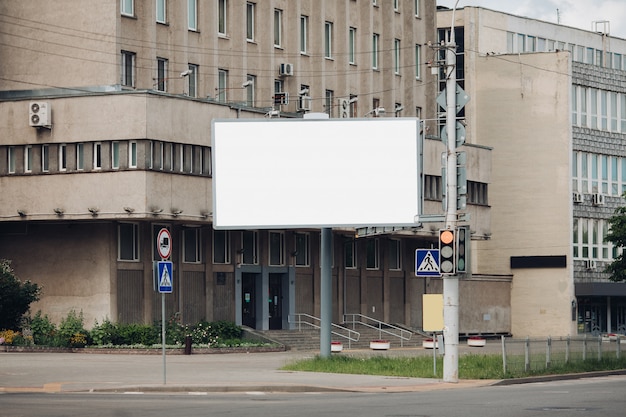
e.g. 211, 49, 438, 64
592, 193, 605, 206
573, 192, 583, 204
279, 63, 294, 76
29, 101, 51, 127
584, 259, 597, 270
338, 98, 350, 118
298, 95, 312, 111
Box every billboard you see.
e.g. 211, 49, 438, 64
211, 118, 421, 229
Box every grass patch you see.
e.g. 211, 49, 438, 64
282, 354, 626, 380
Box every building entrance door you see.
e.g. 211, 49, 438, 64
241, 273, 258, 329
269, 273, 284, 330
578, 298, 606, 334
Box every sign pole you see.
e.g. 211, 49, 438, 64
162, 292, 166, 385
156, 228, 173, 385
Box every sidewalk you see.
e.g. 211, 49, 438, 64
0, 347, 496, 394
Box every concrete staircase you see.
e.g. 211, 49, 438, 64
261, 324, 427, 351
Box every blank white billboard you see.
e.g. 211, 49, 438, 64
211, 118, 421, 229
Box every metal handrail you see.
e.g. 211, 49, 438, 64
343, 313, 413, 347
289, 313, 360, 348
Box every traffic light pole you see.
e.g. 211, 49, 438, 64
443, 1, 460, 383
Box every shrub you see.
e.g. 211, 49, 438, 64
0, 260, 42, 330
0, 329, 20, 345
118, 323, 159, 345
28, 311, 57, 346
90, 318, 118, 346
56, 310, 89, 348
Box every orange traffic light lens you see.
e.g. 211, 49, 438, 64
440, 230, 454, 244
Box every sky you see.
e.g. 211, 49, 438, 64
437, 0, 626, 39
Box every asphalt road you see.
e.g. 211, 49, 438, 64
2, 375, 625, 417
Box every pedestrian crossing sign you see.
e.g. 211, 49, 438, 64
415, 249, 440, 277
157, 261, 173, 293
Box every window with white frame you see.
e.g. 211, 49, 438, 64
121, 0, 134, 16
129, 141, 137, 168
366, 238, 379, 269
93, 142, 102, 170
372, 33, 380, 69
187, 64, 198, 97
274, 9, 282, 48
218, 0, 227, 35
8, 146, 15, 174
344, 238, 356, 269
294, 232, 310, 266
118, 222, 140, 261
59, 143, 67, 171
188, 0, 197, 31
183, 227, 201, 263
245, 74, 255, 107
269, 232, 285, 266
42, 144, 49, 172
300, 15, 308, 54
389, 239, 402, 270
157, 58, 168, 91
246, 2, 255, 41
394, 39, 401, 74
25, 145, 33, 173
324, 21, 333, 58
415, 44, 421, 79
213, 229, 231, 264
349, 27, 356, 64
572, 151, 626, 197
325, 90, 334, 117
76, 143, 84, 170
573, 218, 615, 261
241, 231, 258, 265
112, 141, 120, 169
156, 0, 166, 23
121, 51, 135, 87
218, 69, 228, 102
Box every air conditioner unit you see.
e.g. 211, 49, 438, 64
338, 98, 350, 118
573, 192, 583, 204
592, 193, 605, 206
298, 95, 312, 111
279, 63, 294, 76
29, 101, 51, 127
584, 259, 597, 270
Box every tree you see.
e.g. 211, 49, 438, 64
605, 201, 626, 282
0, 260, 42, 330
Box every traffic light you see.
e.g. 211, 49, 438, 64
439, 229, 455, 275
456, 226, 469, 274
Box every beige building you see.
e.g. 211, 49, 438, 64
0, 1, 498, 335
438, 6, 626, 337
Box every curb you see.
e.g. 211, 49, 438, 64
492, 369, 626, 386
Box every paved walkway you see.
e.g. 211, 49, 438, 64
0, 345, 497, 394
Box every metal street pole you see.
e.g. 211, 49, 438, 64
443, 0, 460, 383
320, 227, 332, 358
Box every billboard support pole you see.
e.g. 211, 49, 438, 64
320, 227, 332, 358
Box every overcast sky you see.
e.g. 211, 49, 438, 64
437, 0, 626, 39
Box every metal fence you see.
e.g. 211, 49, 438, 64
501, 335, 622, 374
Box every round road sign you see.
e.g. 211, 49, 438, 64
157, 228, 172, 260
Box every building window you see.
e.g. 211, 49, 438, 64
344, 238, 356, 269
213, 230, 231, 264
8, 146, 15, 174
59, 144, 67, 171
394, 0, 399, 11
300, 15, 308, 54
188, 0, 197, 31
245, 74, 255, 106
93, 142, 102, 170
121, 0, 134, 16
269, 232, 285, 266
121, 51, 135, 87
241, 231, 258, 265
414, 0, 420, 17
218, 69, 228, 102
157, 58, 168, 91
366, 238, 379, 270
246, 2, 255, 41
415, 44, 421, 79
394, 39, 401, 74
76, 143, 84, 170
118, 222, 140, 261
129, 141, 137, 168
372, 33, 379, 69
112, 142, 120, 169
274, 9, 282, 48
324, 21, 333, 58
187, 64, 198, 97
156, 0, 166, 23
218, 0, 227, 35
183, 228, 201, 263
349, 27, 356, 64
25, 145, 33, 173
325, 90, 334, 117
42, 144, 49, 172
294, 232, 310, 267
389, 239, 401, 270
573, 218, 615, 261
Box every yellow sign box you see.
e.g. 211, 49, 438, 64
422, 294, 444, 332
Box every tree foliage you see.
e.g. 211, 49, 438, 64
0, 260, 42, 330
605, 203, 626, 282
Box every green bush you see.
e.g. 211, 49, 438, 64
90, 318, 118, 345
28, 311, 57, 346
118, 323, 159, 345
56, 310, 89, 347
0, 260, 42, 331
